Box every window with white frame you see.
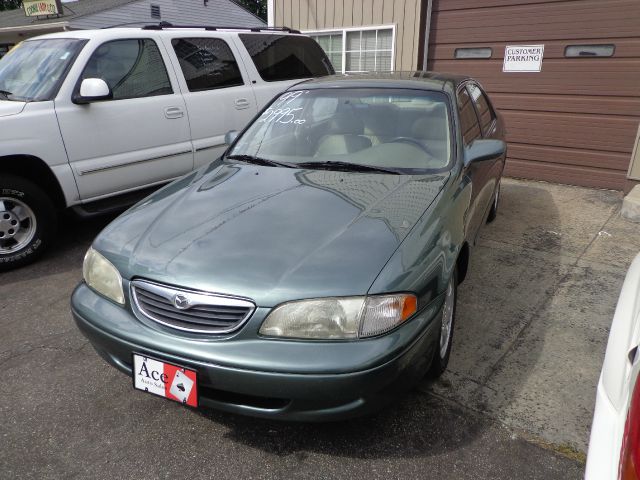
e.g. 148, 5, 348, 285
308, 26, 394, 74
311, 33, 344, 72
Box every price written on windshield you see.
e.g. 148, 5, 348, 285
259, 107, 306, 125
259, 90, 310, 125
274, 90, 309, 107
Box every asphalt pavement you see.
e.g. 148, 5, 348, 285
4, 178, 634, 479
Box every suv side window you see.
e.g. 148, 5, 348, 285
171, 37, 244, 91
80, 39, 172, 100
467, 83, 496, 136
238, 33, 334, 82
457, 86, 481, 145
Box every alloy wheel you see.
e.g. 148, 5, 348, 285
0, 197, 37, 254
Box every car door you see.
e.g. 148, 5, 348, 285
457, 84, 490, 241
467, 82, 504, 211
164, 35, 258, 169
55, 37, 193, 200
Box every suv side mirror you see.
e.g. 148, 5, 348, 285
464, 139, 506, 166
225, 130, 239, 145
73, 78, 112, 104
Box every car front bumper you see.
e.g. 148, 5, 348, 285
71, 282, 443, 421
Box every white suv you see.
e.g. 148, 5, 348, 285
0, 26, 333, 270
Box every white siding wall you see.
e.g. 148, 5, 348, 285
273, 0, 424, 71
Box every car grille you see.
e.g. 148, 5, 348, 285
131, 280, 255, 334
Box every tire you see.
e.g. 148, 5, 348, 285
427, 269, 457, 378
0, 175, 57, 271
486, 181, 500, 224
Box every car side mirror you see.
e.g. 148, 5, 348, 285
225, 130, 239, 145
73, 78, 112, 104
464, 139, 506, 166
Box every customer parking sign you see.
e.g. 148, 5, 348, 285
503, 45, 544, 72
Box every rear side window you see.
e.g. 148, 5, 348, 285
81, 39, 172, 100
172, 37, 244, 92
457, 87, 481, 145
239, 34, 334, 82
467, 83, 496, 136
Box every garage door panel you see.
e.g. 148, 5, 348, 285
430, 39, 640, 61
432, 0, 640, 44
508, 144, 632, 171
429, 0, 639, 190
505, 158, 627, 190
491, 94, 640, 117
503, 111, 638, 154
430, 60, 640, 96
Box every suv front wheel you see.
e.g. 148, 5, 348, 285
0, 175, 56, 271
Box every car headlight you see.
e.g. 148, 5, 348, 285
259, 294, 417, 340
82, 247, 124, 305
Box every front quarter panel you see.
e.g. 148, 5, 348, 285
368, 173, 468, 305
0, 101, 80, 205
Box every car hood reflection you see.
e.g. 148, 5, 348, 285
95, 163, 449, 306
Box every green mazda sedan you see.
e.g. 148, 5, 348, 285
72, 72, 506, 420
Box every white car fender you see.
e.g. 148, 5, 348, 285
585, 252, 640, 480
0, 101, 80, 205
602, 253, 640, 411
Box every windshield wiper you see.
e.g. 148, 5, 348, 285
226, 154, 297, 169
0, 90, 13, 100
296, 161, 400, 175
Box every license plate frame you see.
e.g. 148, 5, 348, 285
132, 353, 198, 408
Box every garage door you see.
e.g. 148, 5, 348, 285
427, 0, 640, 190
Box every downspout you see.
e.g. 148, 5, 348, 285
421, 0, 433, 71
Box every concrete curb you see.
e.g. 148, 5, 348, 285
622, 185, 640, 223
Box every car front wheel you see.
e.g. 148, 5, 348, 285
0, 175, 56, 271
428, 269, 457, 378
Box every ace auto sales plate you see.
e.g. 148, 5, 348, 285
133, 354, 198, 407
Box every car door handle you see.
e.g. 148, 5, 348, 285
234, 98, 250, 110
164, 107, 184, 119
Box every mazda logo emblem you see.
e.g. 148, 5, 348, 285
173, 294, 191, 310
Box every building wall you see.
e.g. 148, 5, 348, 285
0, 0, 264, 46
272, 0, 424, 71
71, 0, 264, 29
428, 0, 640, 190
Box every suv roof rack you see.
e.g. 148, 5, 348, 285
141, 22, 301, 34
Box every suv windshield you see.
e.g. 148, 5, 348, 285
229, 88, 453, 173
0, 39, 86, 102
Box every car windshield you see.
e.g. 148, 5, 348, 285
0, 39, 86, 102
229, 88, 453, 173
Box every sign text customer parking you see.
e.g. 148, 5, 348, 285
503, 45, 544, 72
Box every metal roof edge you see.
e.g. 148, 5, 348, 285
0, 21, 69, 32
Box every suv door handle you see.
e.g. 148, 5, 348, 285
234, 98, 250, 110
164, 107, 184, 119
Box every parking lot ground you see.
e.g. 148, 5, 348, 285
426, 178, 639, 456
1, 178, 637, 479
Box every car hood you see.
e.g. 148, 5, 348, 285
94, 162, 449, 307
0, 100, 26, 117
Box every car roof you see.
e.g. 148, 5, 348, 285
290, 71, 473, 93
